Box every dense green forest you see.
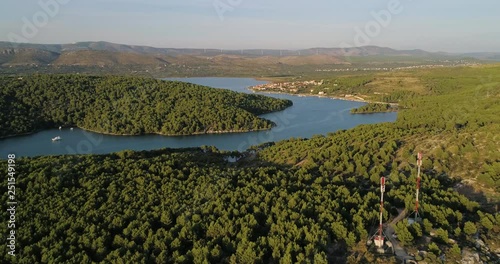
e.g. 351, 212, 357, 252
350, 103, 396, 114
2, 145, 498, 263
0, 75, 292, 137
1, 65, 499, 263
258, 66, 500, 261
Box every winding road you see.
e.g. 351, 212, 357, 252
386, 209, 416, 263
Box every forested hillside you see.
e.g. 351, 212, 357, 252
350, 103, 395, 114
262, 66, 500, 197
0, 75, 292, 137
1, 145, 497, 263
258, 66, 500, 261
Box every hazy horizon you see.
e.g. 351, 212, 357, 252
1, 0, 500, 53
2, 40, 498, 55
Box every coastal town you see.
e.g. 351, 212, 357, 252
249, 79, 370, 102
250, 80, 324, 94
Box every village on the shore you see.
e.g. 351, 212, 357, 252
249, 80, 369, 102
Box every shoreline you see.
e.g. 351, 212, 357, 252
249, 88, 399, 106
163, 76, 396, 106
1, 76, 397, 140
349, 109, 399, 114
0, 129, 44, 140
1, 124, 278, 140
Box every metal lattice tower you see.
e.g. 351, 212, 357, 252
370, 176, 387, 248
409, 152, 423, 224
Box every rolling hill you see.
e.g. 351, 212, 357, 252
0, 75, 293, 137
0, 41, 487, 77
0, 48, 59, 66
52, 50, 170, 66
0, 41, 475, 67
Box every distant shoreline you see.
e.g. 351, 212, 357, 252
77, 125, 275, 137
164, 76, 393, 105
0, 125, 277, 140
249, 88, 399, 106
0, 130, 40, 140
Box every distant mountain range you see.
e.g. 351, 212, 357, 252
461, 52, 500, 61
0, 41, 497, 76
0, 41, 445, 57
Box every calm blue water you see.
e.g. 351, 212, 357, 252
0, 77, 397, 157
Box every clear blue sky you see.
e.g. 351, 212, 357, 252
1, 0, 499, 52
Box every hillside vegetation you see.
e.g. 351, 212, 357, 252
2, 144, 498, 263
350, 103, 395, 114
262, 65, 500, 196
0, 75, 292, 137
53, 50, 170, 66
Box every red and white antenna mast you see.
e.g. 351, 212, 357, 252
414, 152, 422, 218
374, 176, 386, 248
408, 152, 423, 224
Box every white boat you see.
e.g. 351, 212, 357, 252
52, 136, 61, 141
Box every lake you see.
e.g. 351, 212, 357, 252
0, 77, 397, 157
